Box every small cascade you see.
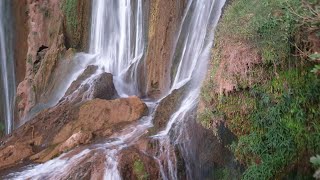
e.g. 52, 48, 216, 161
0, 0, 16, 134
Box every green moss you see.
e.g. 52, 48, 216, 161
217, 0, 300, 67
62, 0, 79, 32
27, 54, 33, 64
133, 159, 148, 180
0, 122, 4, 136
213, 167, 233, 180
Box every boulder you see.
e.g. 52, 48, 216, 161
91, 72, 118, 100
0, 96, 148, 170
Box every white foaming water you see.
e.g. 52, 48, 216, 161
7, 0, 226, 179
0, 0, 16, 134
90, 0, 145, 96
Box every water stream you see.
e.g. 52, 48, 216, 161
0, 0, 16, 134
6, 0, 225, 179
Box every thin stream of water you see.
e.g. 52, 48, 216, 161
0, 0, 16, 134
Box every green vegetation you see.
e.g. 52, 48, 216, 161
133, 159, 148, 180
62, 0, 79, 32
199, 0, 320, 179
311, 155, 320, 178
213, 167, 231, 180
234, 70, 320, 179
0, 122, 4, 136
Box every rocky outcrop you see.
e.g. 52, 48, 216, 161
13, 0, 92, 125
0, 96, 148, 170
144, 0, 187, 98
149, 87, 186, 135
119, 147, 160, 180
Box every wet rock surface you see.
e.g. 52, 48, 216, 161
64, 65, 98, 97
149, 86, 186, 135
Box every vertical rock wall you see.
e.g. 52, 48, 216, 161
12, 0, 91, 127
12, 0, 28, 84
144, 0, 187, 98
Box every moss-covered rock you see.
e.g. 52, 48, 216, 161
62, 0, 91, 51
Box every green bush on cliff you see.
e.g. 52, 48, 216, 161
200, 0, 320, 179
234, 70, 320, 179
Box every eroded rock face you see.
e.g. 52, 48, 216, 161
13, 0, 92, 124
0, 96, 148, 170
144, 0, 187, 98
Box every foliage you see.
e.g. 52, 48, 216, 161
309, 53, 320, 61
217, 0, 300, 67
233, 70, 320, 179
311, 155, 320, 167
311, 64, 320, 74
199, 0, 320, 179
133, 159, 148, 180
0, 122, 4, 136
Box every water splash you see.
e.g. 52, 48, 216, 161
0, 0, 16, 134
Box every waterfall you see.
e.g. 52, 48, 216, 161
6, 0, 225, 179
90, 0, 145, 96
0, 0, 16, 134
152, 0, 225, 179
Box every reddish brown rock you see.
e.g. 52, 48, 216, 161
0, 96, 148, 170
0, 144, 33, 169
12, 0, 28, 84
14, 0, 92, 123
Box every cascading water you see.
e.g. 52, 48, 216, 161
6, 0, 225, 179
152, 0, 225, 179
0, 0, 16, 134
90, 0, 145, 96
